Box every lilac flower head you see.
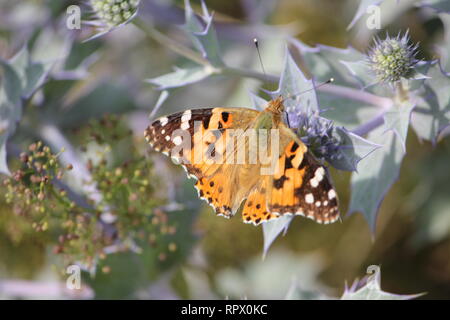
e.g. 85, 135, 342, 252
288, 108, 340, 162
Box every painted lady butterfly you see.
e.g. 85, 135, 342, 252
144, 97, 339, 225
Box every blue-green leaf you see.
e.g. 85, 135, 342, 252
340, 59, 377, 89
262, 216, 293, 259
10, 46, 49, 99
0, 60, 23, 175
182, 0, 224, 67
319, 90, 381, 129
290, 39, 365, 86
347, 0, 384, 30
341, 266, 424, 300
271, 47, 318, 112
348, 128, 404, 232
410, 62, 450, 143
384, 100, 415, 151
146, 66, 214, 90
328, 127, 381, 171
248, 92, 268, 110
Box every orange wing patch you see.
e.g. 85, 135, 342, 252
269, 140, 339, 224
270, 140, 306, 214
194, 171, 233, 217
242, 179, 278, 225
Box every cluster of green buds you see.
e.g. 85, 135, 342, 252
2, 142, 75, 230
90, 0, 140, 28
80, 115, 179, 263
1, 115, 180, 271
367, 32, 419, 84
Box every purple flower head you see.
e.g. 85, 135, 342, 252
287, 107, 340, 162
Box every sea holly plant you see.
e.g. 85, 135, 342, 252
1, 0, 450, 283
126, 0, 450, 255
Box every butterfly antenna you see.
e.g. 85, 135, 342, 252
282, 78, 334, 104
254, 38, 267, 77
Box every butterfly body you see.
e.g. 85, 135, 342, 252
145, 97, 339, 225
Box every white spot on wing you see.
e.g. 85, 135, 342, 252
305, 193, 314, 204
181, 122, 190, 130
315, 167, 325, 182
181, 110, 192, 122
328, 189, 336, 200
173, 136, 182, 145
159, 117, 168, 126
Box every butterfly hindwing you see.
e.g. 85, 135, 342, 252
241, 178, 279, 225
268, 131, 339, 224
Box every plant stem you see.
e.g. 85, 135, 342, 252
134, 17, 394, 110
395, 81, 408, 102
320, 83, 393, 109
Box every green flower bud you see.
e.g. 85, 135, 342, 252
90, 0, 140, 28
367, 32, 419, 84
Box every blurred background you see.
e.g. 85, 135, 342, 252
0, 0, 449, 299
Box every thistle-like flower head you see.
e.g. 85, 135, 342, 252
367, 32, 419, 84
289, 110, 340, 162
89, 0, 140, 29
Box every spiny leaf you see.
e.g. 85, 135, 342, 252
146, 66, 214, 90
383, 99, 415, 151
328, 127, 381, 172
347, 0, 384, 30
340, 59, 377, 89
248, 92, 268, 110
411, 62, 450, 143
290, 38, 366, 86
262, 216, 293, 259
270, 47, 319, 113
348, 127, 404, 232
10, 46, 49, 99
182, 0, 224, 67
342, 266, 424, 300
319, 92, 381, 129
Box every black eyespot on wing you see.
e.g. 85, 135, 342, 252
273, 175, 289, 189
290, 142, 299, 153
221, 112, 230, 122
